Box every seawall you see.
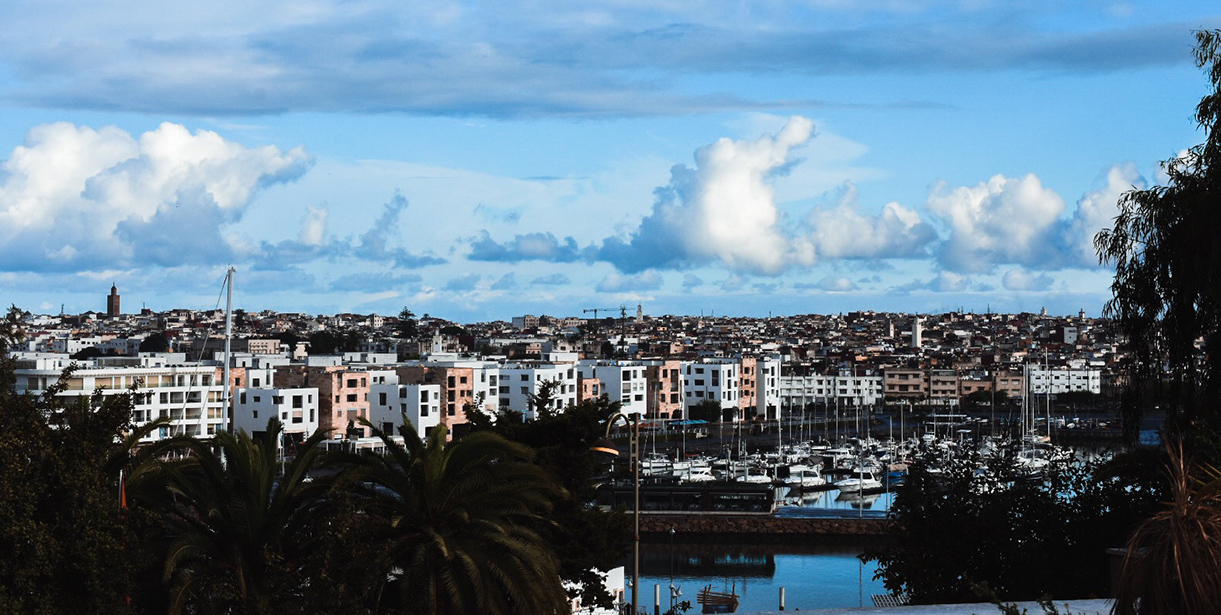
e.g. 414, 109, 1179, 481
638, 513, 892, 544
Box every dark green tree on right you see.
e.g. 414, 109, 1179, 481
1096, 29, 1221, 442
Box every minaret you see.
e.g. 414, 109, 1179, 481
106, 283, 121, 318
912, 316, 922, 348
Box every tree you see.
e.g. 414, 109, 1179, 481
1095, 29, 1221, 440
137, 419, 331, 615
867, 446, 1163, 604
0, 358, 158, 614
1113, 445, 1221, 615
139, 331, 171, 353
343, 420, 570, 615
688, 399, 723, 423
458, 397, 630, 611
397, 307, 418, 340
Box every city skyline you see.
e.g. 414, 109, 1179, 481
0, 1, 1218, 322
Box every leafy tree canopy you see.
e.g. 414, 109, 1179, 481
1096, 29, 1221, 440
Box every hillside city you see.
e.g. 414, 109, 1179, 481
5, 284, 1123, 446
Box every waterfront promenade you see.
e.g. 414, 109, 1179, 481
741, 598, 1111, 614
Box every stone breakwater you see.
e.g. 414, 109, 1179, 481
638, 513, 892, 544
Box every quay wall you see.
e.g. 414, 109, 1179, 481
638, 513, 892, 544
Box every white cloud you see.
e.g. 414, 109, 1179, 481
816, 276, 856, 291
299, 206, 329, 246
0, 122, 310, 270
1001, 268, 1054, 291
597, 116, 818, 274
596, 270, 663, 292
927, 173, 1065, 273
807, 181, 936, 259
1064, 163, 1144, 267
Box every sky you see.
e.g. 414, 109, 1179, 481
0, 1, 1217, 323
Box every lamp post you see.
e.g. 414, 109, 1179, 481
591, 412, 640, 615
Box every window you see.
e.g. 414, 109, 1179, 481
378, 392, 387, 406
347, 379, 357, 388
420, 391, 429, 404
253, 378, 261, 387
447, 391, 455, 402
253, 410, 258, 419
346, 394, 357, 403
448, 404, 455, 416
521, 387, 528, 394
292, 395, 303, 408
520, 374, 528, 381
240, 392, 247, 404
459, 376, 467, 384
448, 376, 456, 387
422, 405, 429, 417
253, 395, 262, 403
272, 396, 283, 404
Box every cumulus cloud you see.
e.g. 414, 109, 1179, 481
299, 206, 329, 246
468, 231, 583, 262
353, 194, 446, 267
1001, 268, 1054, 291
895, 271, 974, 293
927, 173, 1065, 273
682, 274, 704, 289
595, 116, 817, 275
597, 270, 663, 293
807, 182, 937, 259
0, 122, 310, 271
816, 276, 856, 292
1064, 163, 1144, 266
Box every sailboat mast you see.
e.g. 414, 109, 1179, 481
221, 266, 235, 436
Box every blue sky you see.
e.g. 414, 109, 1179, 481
0, 1, 1216, 322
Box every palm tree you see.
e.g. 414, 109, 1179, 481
140, 419, 330, 615
344, 417, 570, 615
1113, 443, 1221, 615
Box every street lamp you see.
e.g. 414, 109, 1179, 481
590, 412, 640, 615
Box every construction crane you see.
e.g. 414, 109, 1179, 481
583, 308, 618, 320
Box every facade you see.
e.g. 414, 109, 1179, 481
1027, 366, 1102, 395
644, 359, 683, 420
681, 359, 741, 418
497, 361, 579, 419
275, 365, 372, 438
107, 284, 121, 318
233, 387, 320, 441
12, 355, 224, 441
576, 360, 648, 416
369, 383, 442, 437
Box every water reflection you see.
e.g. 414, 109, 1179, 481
637, 542, 885, 612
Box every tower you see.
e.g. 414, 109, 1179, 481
912, 316, 922, 348
107, 283, 121, 318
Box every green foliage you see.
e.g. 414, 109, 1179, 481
397, 307, 418, 340
465, 397, 632, 610
139, 331, 171, 353
343, 420, 571, 615
1113, 443, 1221, 615
135, 419, 332, 615
687, 399, 723, 423
0, 367, 141, 614
1095, 29, 1221, 440
867, 445, 1164, 604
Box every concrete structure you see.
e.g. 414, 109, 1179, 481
233, 387, 320, 441
644, 359, 683, 420
12, 355, 224, 441
682, 359, 741, 419
576, 360, 648, 416
498, 361, 579, 419
369, 382, 442, 437
1028, 366, 1102, 395
275, 364, 372, 438
107, 284, 120, 318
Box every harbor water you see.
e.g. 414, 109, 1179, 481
638, 542, 887, 613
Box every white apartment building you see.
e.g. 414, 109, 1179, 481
779, 370, 884, 409
681, 359, 741, 418
756, 356, 783, 420
233, 387, 320, 441
497, 362, 579, 419
1027, 366, 1101, 395
577, 360, 649, 416
369, 383, 442, 437
11, 354, 225, 441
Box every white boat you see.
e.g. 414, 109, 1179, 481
681, 466, 716, 483
833, 468, 883, 492
784, 464, 827, 489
